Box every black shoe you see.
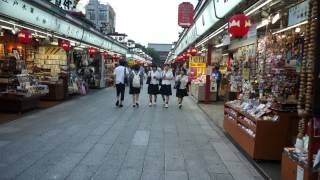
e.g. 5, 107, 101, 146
133, 104, 136, 108
136, 103, 139, 107
119, 104, 123, 108
116, 101, 119, 107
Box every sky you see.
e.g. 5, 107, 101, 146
77, 0, 198, 46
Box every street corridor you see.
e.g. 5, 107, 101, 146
0, 88, 263, 180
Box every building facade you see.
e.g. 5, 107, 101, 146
85, 0, 116, 34
147, 43, 172, 64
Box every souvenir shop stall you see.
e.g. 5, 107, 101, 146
223, 0, 312, 165
0, 29, 49, 112
280, 0, 320, 179
104, 53, 120, 87
187, 53, 217, 102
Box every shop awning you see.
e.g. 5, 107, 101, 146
0, 0, 128, 55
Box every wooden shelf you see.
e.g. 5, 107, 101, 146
223, 104, 299, 160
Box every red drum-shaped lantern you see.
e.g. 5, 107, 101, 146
112, 54, 118, 61
17, 29, 32, 44
190, 47, 197, 56
177, 55, 184, 61
228, 14, 251, 37
58, 39, 71, 51
102, 51, 109, 59
183, 53, 189, 61
88, 47, 97, 57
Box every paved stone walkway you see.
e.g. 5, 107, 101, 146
0, 88, 264, 180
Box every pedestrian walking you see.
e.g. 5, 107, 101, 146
114, 60, 128, 108
212, 66, 222, 101
160, 64, 174, 108
175, 69, 189, 109
129, 64, 143, 108
147, 64, 160, 106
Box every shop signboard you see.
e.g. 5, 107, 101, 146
173, 0, 244, 57
178, 2, 194, 28
0, 0, 127, 54
288, 0, 309, 26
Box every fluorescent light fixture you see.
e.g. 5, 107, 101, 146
272, 13, 280, 24
257, 19, 270, 29
272, 20, 308, 35
245, 0, 272, 16
196, 26, 226, 47
295, 27, 301, 33
0, 25, 12, 30
50, 42, 58, 46
215, 43, 224, 48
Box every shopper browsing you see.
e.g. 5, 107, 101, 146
113, 60, 128, 108
147, 64, 160, 106
160, 64, 173, 108
129, 64, 144, 108
175, 69, 189, 109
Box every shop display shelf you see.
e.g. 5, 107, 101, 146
223, 104, 299, 160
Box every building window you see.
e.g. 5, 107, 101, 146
99, 10, 107, 21
88, 10, 95, 20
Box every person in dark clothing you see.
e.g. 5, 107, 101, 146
212, 66, 222, 101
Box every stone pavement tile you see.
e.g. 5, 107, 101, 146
143, 155, 164, 172
211, 142, 240, 162
122, 145, 147, 170
141, 170, 164, 180
132, 130, 150, 146
165, 170, 188, 180
224, 161, 253, 178
165, 154, 185, 171
0, 150, 47, 179
211, 173, 235, 180
185, 159, 211, 180
0, 140, 10, 148
72, 135, 101, 153
40, 152, 85, 180
116, 168, 142, 180
91, 165, 119, 180
65, 165, 97, 180
80, 143, 112, 166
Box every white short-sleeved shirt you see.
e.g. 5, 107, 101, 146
176, 75, 189, 89
161, 70, 173, 85
113, 66, 128, 84
148, 70, 160, 85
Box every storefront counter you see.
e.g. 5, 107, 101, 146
190, 81, 217, 102
40, 81, 65, 101
0, 94, 40, 113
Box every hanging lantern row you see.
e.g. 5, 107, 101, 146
17, 29, 32, 44
58, 39, 71, 51
228, 13, 251, 38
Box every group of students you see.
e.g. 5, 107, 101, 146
113, 60, 189, 109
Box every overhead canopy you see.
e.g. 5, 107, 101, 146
0, 0, 128, 55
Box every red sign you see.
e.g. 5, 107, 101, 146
58, 39, 71, 51
228, 14, 251, 37
17, 29, 32, 44
178, 2, 194, 28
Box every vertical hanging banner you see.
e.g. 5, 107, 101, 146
178, 2, 194, 28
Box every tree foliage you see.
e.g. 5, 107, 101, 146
135, 44, 161, 65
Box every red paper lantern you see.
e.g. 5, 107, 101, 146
58, 39, 71, 51
178, 2, 194, 28
177, 55, 184, 61
190, 47, 197, 56
228, 14, 251, 37
17, 29, 32, 44
88, 47, 97, 56
102, 51, 109, 59
112, 54, 119, 61
183, 53, 189, 61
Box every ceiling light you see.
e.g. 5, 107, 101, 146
257, 19, 270, 29
295, 27, 301, 33
245, 0, 272, 16
273, 20, 308, 35
272, 13, 280, 24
